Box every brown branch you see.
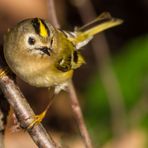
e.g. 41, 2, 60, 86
68, 81, 93, 148
0, 61, 56, 148
48, 0, 93, 147
73, 0, 127, 138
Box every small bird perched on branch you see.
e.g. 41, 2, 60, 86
3, 12, 123, 128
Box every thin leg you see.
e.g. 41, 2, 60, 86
27, 93, 55, 129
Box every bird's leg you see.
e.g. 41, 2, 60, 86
27, 93, 55, 129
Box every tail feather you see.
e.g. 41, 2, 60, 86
76, 12, 112, 32
69, 12, 123, 47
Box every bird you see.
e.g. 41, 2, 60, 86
3, 12, 123, 128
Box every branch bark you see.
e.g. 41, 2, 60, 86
68, 81, 93, 148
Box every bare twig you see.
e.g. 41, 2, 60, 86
0, 92, 10, 148
68, 81, 93, 148
0, 61, 56, 148
48, 0, 92, 147
72, 0, 127, 138
93, 36, 126, 137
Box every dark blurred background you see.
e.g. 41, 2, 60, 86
0, 0, 148, 147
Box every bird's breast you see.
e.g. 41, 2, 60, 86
14, 57, 73, 87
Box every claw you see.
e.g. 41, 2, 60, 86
0, 68, 9, 78
27, 111, 46, 129
27, 93, 55, 130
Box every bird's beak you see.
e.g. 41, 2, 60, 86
36, 47, 52, 56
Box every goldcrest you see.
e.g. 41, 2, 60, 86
3, 12, 123, 127
4, 12, 122, 93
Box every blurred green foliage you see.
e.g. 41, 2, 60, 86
114, 35, 148, 108
83, 35, 148, 144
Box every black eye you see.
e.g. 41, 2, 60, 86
28, 37, 36, 45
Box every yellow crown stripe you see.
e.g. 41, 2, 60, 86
38, 19, 48, 38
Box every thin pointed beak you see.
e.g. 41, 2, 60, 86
41, 47, 51, 56
36, 47, 52, 56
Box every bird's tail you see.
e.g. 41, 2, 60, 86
69, 12, 123, 48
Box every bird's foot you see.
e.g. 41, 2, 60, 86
27, 111, 46, 129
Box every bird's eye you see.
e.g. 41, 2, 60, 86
28, 37, 36, 45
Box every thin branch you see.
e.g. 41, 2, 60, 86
93, 36, 126, 137
68, 81, 93, 148
0, 63, 56, 148
48, 0, 93, 147
73, 0, 127, 138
